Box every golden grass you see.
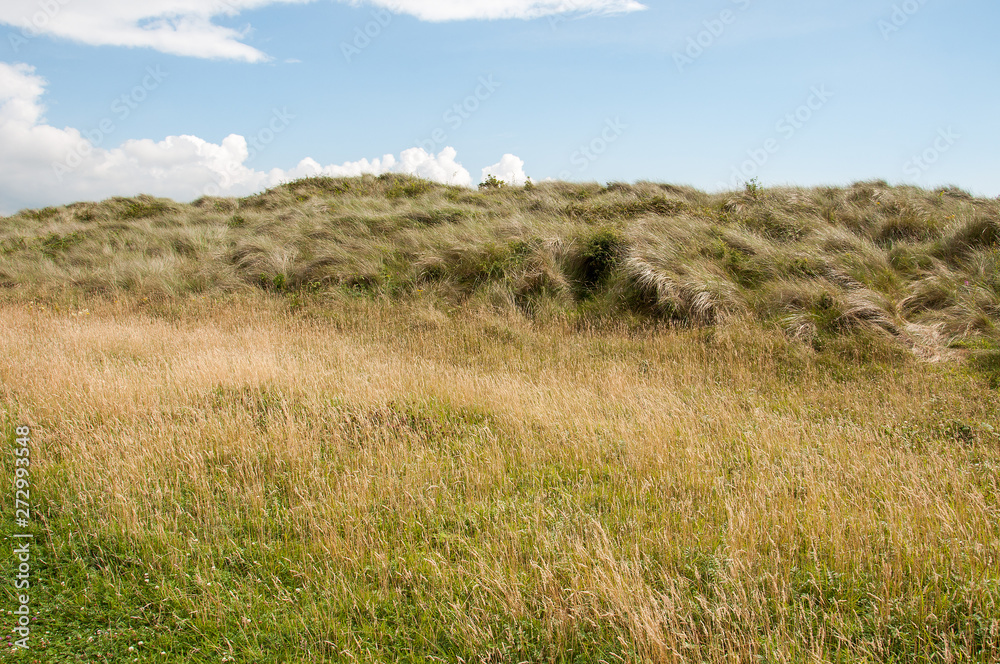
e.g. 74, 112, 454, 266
2, 290, 998, 662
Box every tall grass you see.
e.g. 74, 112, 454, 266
1, 176, 998, 662
2, 176, 997, 355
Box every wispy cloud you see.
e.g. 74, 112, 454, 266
0, 0, 314, 62
1, 0, 645, 62
354, 0, 647, 22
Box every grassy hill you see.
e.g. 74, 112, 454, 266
1, 176, 999, 662
3, 175, 999, 360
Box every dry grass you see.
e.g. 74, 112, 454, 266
1, 290, 998, 662
1, 176, 999, 662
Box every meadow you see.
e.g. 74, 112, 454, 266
1, 175, 998, 662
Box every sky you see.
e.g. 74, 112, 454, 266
0, 0, 997, 214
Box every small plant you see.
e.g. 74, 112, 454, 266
258, 272, 287, 292
478, 174, 506, 191
744, 177, 763, 198
524, 177, 535, 192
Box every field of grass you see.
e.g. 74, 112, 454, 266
1, 176, 999, 662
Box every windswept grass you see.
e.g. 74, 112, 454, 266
1, 176, 998, 662
2, 176, 997, 357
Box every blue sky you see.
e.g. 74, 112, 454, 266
0, 0, 997, 213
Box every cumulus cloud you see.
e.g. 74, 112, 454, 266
0, 62, 519, 214
264, 146, 474, 191
482, 154, 528, 186
1, 1, 645, 62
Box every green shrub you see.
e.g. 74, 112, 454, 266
574, 227, 627, 292
258, 272, 287, 292
478, 174, 506, 191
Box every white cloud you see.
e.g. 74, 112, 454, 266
0, 62, 505, 214
355, 0, 647, 21
254, 146, 475, 191
482, 154, 528, 186
1, 1, 645, 62
1, 0, 308, 62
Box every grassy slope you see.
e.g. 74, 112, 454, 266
0, 176, 1000, 348
1, 175, 998, 353
1, 176, 999, 662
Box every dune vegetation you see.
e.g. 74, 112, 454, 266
1, 175, 998, 662
2, 175, 1000, 358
